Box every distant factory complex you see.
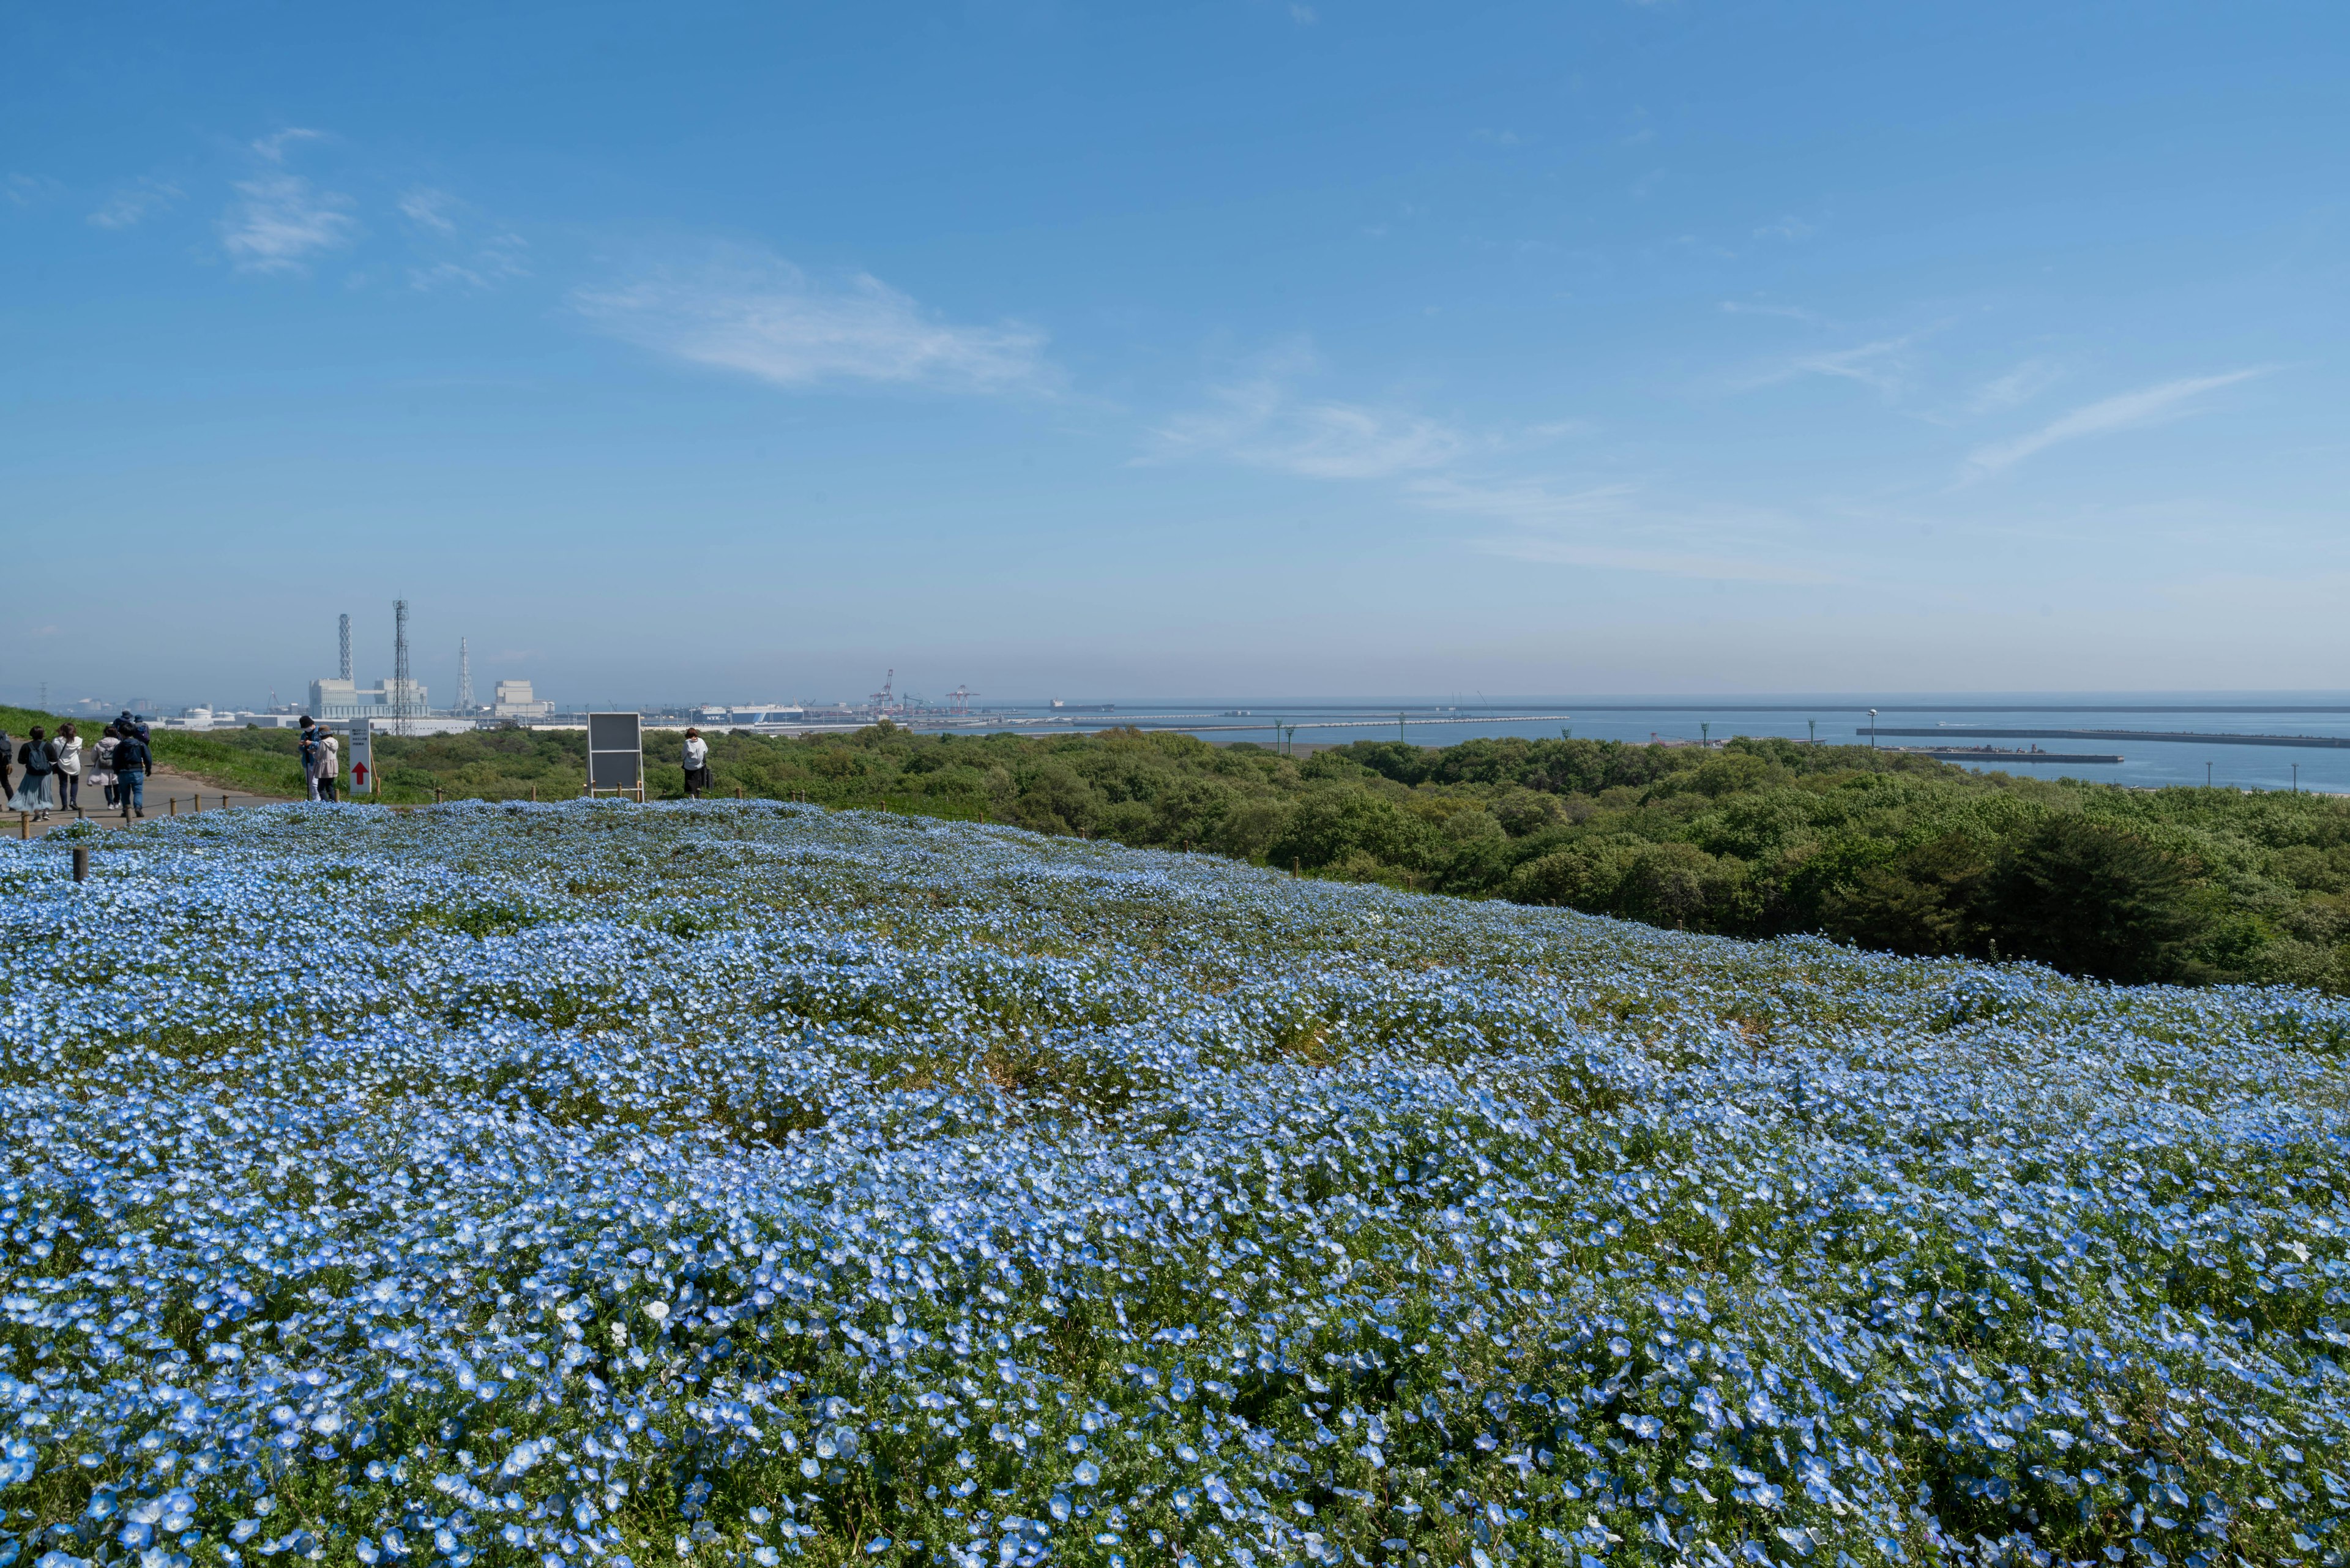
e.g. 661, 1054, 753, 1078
103, 610, 1112, 737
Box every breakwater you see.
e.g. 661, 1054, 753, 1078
1860, 727, 2350, 750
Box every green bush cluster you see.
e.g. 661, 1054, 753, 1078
50, 706, 2350, 991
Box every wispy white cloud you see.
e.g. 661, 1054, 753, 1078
88, 177, 182, 230
1723, 333, 1918, 400
251, 127, 327, 164
1788, 335, 1911, 397
572, 250, 1050, 394
397, 187, 459, 234
1289, 2, 1317, 23
394, 187, 528, 290
1408, 477, 1838, 584
1753, 214, 1813, 241
1966, 356, 2062, 413
1963, 368, 2268, 477
5, 173, 61, 207
220, 173, 357, 273
1148, 351, 1463, 479
409, 239, 529, 292
218, 130, 353, 274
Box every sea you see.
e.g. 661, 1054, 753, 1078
938, 693, 2350, 794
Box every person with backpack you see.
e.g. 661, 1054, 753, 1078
682, 727, 711, 799
315, 729, 340, 802
9, 726, 59, 820
111, 725, 152, 818
89, 725, 119, 808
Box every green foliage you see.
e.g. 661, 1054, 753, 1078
81, 706, 2350, 991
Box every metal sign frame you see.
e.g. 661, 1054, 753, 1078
585, 712, 644, 801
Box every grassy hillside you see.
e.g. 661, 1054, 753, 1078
13, 707, 2349, 990
1, 802, 2342, 1566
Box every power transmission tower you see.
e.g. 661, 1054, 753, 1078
394, 600, 413, 737
339, 614, 352, 681
457, 637, 474, 712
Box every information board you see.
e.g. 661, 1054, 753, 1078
349, 719, 375, 794
586, 712, 644, 799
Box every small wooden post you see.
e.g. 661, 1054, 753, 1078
435, 786, 442, 805
735, 783, 743, 799
1292, 856, 1300, 878
169, 796, 177, 816
220, 795, 226, 811
15, 813, 25, 841
531, 784, 538, 802
73, 846, 89, 882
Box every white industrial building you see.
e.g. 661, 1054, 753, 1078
308, 677, 428, 722
493, 679, 554, 719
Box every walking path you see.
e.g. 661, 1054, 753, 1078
9, 769, 295, 840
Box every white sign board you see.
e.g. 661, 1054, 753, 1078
586, 712, 643, 797
349, 719, 375, 794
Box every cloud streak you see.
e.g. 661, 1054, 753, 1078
218, 130, 353, 274
1408, 477, 1839, 584
1148, 375, 1463, 480
572, 252, 1050, 394
1147, 345, 1465, 479
395, 187, 529, 291
1964, 368, 2267, 477
220, 173, 357, 272
88, 177, 181, 230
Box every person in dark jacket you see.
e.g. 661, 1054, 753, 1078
111, 726, 152, 818
0, 725, 12, 804
9, 726, 59, 819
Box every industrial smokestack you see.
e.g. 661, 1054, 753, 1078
393, 600, 412, 737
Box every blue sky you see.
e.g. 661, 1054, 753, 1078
4, 1, 2346, 708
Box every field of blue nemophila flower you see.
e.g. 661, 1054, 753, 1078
1, 802, 2346, 1568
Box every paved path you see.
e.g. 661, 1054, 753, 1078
7, 769, 296, 840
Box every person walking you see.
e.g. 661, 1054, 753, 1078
315, 728, 340, 802
681, 727, 712, 799
112, 724, 152, 818
0, 723, 13, 806
89, 725, 119, 809
9, 726, 59, 821
53, 722, 82, 813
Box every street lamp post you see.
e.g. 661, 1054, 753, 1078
1807, 719, 1816, 747
1868, 709, 1878, 750
1701, 722, 1710, 747
2207, 761, 2214, 789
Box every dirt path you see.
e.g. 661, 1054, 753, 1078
7, 768, 297, 840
